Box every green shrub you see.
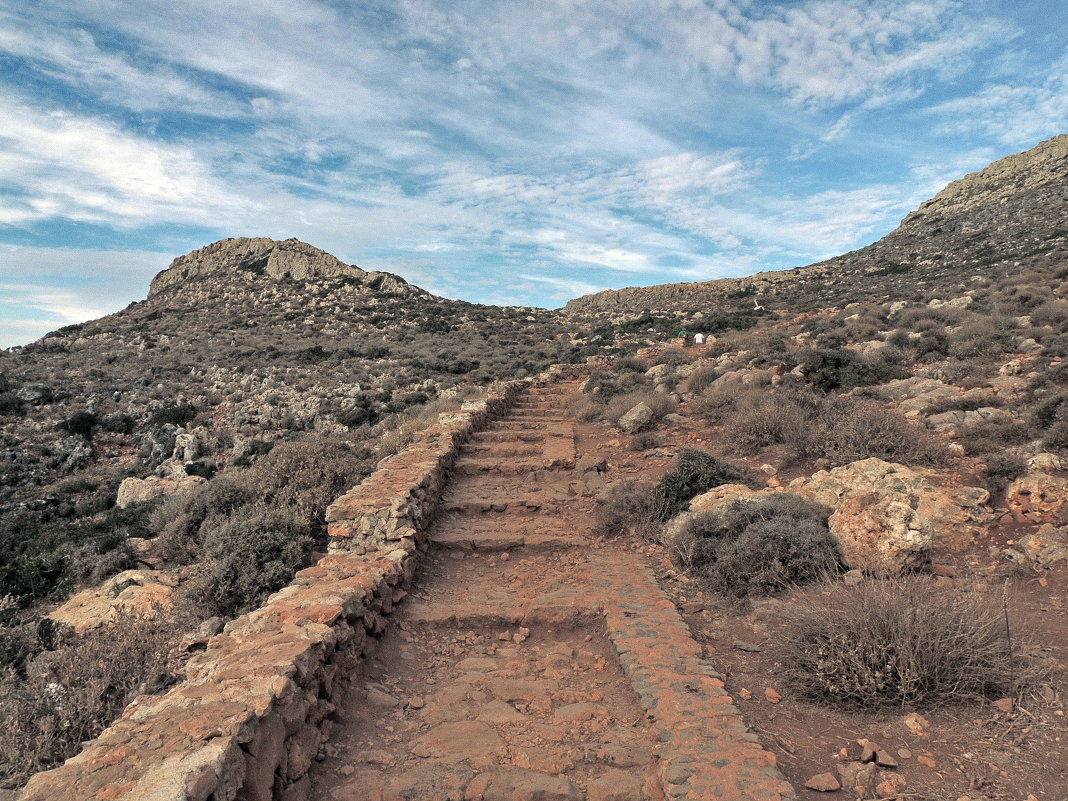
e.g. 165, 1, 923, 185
797, 348, 908, 393
148, 403, 198, 428
0, 392, 23, 417
185, 508, 313, 617
60, 411, 98, 440
779, 577, 1022, 708
652, 450, 751, 521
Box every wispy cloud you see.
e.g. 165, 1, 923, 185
0, 0, 1059, 343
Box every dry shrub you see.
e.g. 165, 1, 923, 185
780, 577, 1022, 708
1031, 299, 1068, 328
0, 607, 190, 784
629, 432, 659, 451
376, 394, 467, 458
719, 389, 950, 466
682, 365, 718, 395
566, 393, 603, 423
592, 480, 661, 541
671, 494, 841, 597
652, 449, 752, 521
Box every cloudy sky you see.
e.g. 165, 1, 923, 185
1, 0, 1066, 346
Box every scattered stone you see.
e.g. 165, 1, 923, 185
732, 640, 763, 652
738, 688, 752, 701
805, 773, 842, 792
764, 688, 782, 703
618, 402, 654, 434
408, 696, 425, 710
916, 755, 937, 768
902, 712, 929, 736
896, 748, 912, 760
994, 697, 1015, 713
587, 769, 643, 801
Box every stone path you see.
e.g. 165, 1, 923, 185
308, 383, 795, 801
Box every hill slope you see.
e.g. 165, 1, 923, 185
565, 134, 1068, 316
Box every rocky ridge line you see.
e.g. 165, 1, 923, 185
148, 237, 416, 298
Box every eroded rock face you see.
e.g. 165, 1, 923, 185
48, 570, 177, 632
790, 458, 991, 574
116, 474, 207, 508
828, 492, 933, 575
1005, 472, 1068, 523
148, 237, 416, 298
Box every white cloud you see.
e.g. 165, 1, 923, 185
928, 54, 1068, 146
0, 93, 245, 227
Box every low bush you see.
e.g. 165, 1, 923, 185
796, 348, 909, 393
682, 365, 718, 395
719, 389, 950, 466
148, 403, 198, 428
779, 577, 1023, 708
983, 452, 1029, 494
671, 494, 841, 597
60, 411, 98, 440
652, 450, 751, 521
0, 607, 190, 784
184, 508, 313, 617
629, 432, 659, 451
592, 480, 662, 541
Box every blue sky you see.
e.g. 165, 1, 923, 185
1, 0, 1066, 346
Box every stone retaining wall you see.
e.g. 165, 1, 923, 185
19, 374, 547, 801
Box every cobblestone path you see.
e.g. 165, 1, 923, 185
308, 383, 795, 801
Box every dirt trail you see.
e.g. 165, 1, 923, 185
308, 383, 794, 801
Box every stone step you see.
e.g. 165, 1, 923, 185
453, 459, 574, 476
432, 524, 584, 553
470, 430, 546, 444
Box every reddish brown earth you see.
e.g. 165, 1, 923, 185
308, 384, 793, 801
307, 383, 1067, 801
573, 408, 1068, 801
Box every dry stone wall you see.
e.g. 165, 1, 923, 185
19, 373, 559, 801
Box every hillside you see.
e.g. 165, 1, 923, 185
3, 133, 1068, 790
565, 133, 1068, 317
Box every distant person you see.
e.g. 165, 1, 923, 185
694, 332, 705, 346
678, 329, 689, 347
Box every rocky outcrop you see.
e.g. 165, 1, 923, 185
48, 570, 177, 633
148, 237, 414, 298
790, 459, 991, 574
116, 474, 207, 508
903, 134, 1068, 225
1004, 471, 1068, 523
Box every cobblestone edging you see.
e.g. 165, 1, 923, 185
598, 569, 796, 801
19, 373, 556, 801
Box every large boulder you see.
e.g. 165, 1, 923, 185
828, 492, 933, 575
48, 570, 177, 633
617, 402, 654, 434
790, 459, 991, 574
116, 474, 207, 508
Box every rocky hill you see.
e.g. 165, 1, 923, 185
564, 133, 1068, 317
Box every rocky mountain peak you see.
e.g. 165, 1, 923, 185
903, 133, 1068, 226
147, 237, 369, 298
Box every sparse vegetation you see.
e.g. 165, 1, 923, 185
652, 449, 752, 521
780, 577, 1024, 708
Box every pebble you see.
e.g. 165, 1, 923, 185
764, 688, 781, 704
408, 697, 425, 710
804, 772, 841, 792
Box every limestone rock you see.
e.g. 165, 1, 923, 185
1005, 472, 1068, 523
689, 483, 760, 513
618, 402, 654, 434
48, 570, 177, 632
116, 474, 207, 508
791, 459, 990, 574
